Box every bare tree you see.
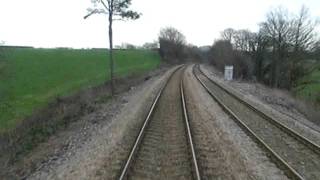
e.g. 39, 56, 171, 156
85, 0, 140, 95
221, 28, 236, 43
209, 40, 253, 79
158, 27, 186, 63
215, 6, 319, 89
286, 6, 319, 86
221, 28, 257, 53
291, 6, 318, 53
159, 27, 186, 45
209, 40, 234, 69
260, 7, 291, 87
252, 30, 270, 81
233, 29, 256, 52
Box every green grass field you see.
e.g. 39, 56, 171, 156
295, 64, 320, 104
0, 47, 161, 132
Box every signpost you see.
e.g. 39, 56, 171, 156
224, 66, 233, 81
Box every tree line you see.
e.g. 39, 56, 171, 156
84, 1, 319, 94
158, 27, 205, 63
210, 6, 319, 89
157, 6, 319, 92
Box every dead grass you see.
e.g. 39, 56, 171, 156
269, 88, 320, 125
293, 98, 320, 125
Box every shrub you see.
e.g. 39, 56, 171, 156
209, 40, 253, 79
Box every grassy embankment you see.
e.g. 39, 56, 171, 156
0, 47, 161, 132
295, 63, 320, 105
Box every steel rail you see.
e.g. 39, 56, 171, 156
119, 65, 201, 180
192, 64, 304, 180
181, 77, 201, 180
118, 65, 183, 180
197, 65, 320, 155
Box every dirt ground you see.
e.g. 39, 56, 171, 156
201, 64, 320, 145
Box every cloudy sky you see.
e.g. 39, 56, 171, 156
0, 0, 319, 48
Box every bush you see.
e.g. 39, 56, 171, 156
209, 40, 253, 79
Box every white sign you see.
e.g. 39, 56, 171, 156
224, 66, 233, 81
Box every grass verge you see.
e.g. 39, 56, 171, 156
293, 63, 320, 124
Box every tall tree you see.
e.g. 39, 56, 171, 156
159, 27, 186, 45
260, 7, 291, 87
291, 6, 318, 53
288, 6, 318, 86
233, 29, 256, 52
253, 30, 269, 81
158, 27, 186, 63
84, 0, 140, 95
221, 28, 236, 43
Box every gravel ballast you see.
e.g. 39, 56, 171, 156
184, 65, 288, 180
127, 67, 193, 179
195, 65, 320, 179
201, 64, 320, 145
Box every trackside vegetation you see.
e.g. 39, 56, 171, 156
295, 65, 320, 103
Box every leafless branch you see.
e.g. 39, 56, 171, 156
100, 0, 110, 11
84, 9, 98, 19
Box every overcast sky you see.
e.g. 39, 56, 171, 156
0, 0, 319, 48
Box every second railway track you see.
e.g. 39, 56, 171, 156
119, 66, 200, 180
193, 64, 320, 180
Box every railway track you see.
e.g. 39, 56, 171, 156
118, 66, 200, 180
193, 64, 320, 180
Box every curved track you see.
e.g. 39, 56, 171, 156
119, 66, 200, 180
193, 64, 320, 180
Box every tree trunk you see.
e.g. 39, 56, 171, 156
109, 13, 114, 95
255, 50, 263, 81
271, 40, 277, 87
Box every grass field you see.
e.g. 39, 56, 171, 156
295, 64, 320, 104
0, 47, 161, 132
